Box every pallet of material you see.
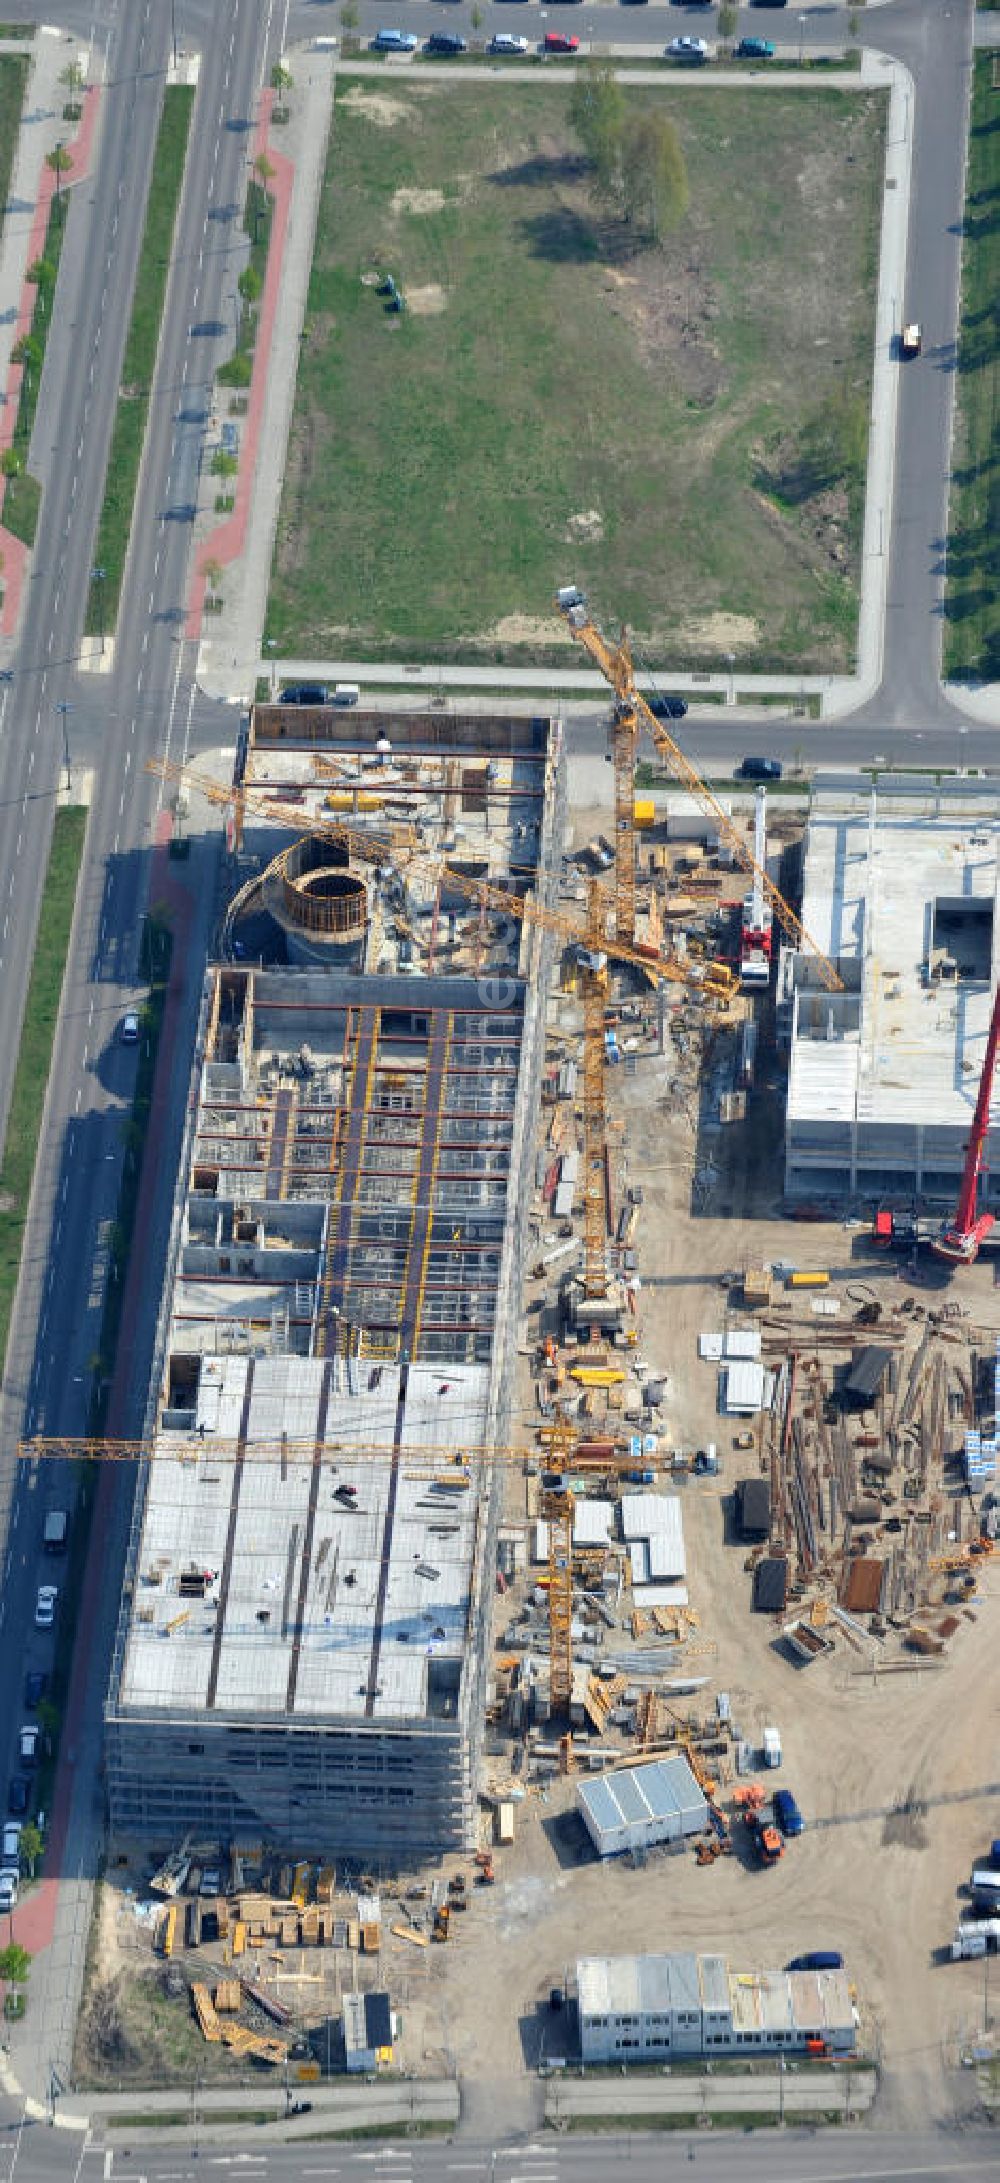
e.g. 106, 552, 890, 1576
316, 1864, 335, 1905
231, 1920, 246, 1959
239, 1975, 292, 2026
186, 1900, 203, 1949
237, 1893, 272, 1924
214, 1980, 241, 2014
392, 1922, 429, 1947
280, 1914, 298, 1947
291, 1861, 310, 1908
222, 2024, 287, 2065
299, 1907, 319, 1947
191, 1982, 222, 2043
360, 1922, 381, 1953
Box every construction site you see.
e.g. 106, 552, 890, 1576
55, 598, 1000, 2105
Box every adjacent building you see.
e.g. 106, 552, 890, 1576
577, 1755, 707, 1859
783, 775, 1000, 1209
576, 1951, 856, 2064
104, 707, 562, 1856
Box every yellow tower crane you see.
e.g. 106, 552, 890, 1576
555, 586, 844, 991
149, 757, 735, 1302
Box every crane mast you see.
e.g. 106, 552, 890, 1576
933, 981, 1000, 1264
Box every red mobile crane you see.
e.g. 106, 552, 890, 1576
933, 981, 1000, 1265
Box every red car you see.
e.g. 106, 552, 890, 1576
543, 31, 580, 52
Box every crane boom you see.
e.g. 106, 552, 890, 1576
18, 1430, 660, 1476
556, 589, 844, 994
932, 981, 1000, 1264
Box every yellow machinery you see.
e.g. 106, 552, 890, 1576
556, 588, 843, 991
150, 758, 734, 1304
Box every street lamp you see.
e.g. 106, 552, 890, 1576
91, 564, 106, 656
264, 635, 277, 698
798, 14, 806, 68
726, 651, 735, 707
54, 701, 72, 791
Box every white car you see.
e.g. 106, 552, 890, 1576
667, 36, 709, 62
120, 1009, 140, 1044
2, 1823, 20, 1865
489, 33, 530, 54
34, 1585, 58, 1630
0, 1869, 18, 1910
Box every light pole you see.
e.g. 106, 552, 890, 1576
726, 651, 735, 707
91, 564, 106, 655
264, 635, 277, 698
55, 701, 72, 790
798, 14, 806, 68
170, 0, 177, 69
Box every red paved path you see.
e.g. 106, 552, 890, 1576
186, 91, 293, 639
0, 85, 101, 637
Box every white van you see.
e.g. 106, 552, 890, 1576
333, 683, 360, 707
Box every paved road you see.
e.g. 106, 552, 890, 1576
3, 2124, 1000, 2183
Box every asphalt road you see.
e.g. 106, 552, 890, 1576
4, 2125, 1000, 2183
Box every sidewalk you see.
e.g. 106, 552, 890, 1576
188, 51, 335, 663
0, 28, 100, 636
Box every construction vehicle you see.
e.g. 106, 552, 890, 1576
555, 587, 842, 992
432, 1903, 451, 1942
747, 1809, 784, 1868
157, 1903, 177, 1958
739, 788, 773, 990
933, 980, 1000, 1263
474, 1851, 495, 1885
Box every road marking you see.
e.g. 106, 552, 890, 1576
104, 2153, 113, 2180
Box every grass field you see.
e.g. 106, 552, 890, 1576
0, 807, 86, 1376
267, 81, 884, 672
87, 85, 194, 634
945, 58, 1000, 680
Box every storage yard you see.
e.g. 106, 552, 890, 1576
68, 697, 1000, 2120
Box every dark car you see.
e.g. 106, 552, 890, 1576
735, 38, 774, 59
425, 32, 467, 52
24, 1670, 48, 1710
279, 683, 328, 707
787, 1951, 843, 1972
647, 694, 688, 721
543, 32, 580, 52
8, 1778, 29, 1817
774, 1788, 804, 1838
739, 755, 782, 782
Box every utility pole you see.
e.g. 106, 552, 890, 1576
54, 701, 72, 791
91, 565, 106, 656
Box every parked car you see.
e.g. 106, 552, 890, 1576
738, 755, 782, 781
0, 1871, 18, 1912
425, 32, 466, 53
787, 1951, 843, 1972
120, 1009, 140, 1045
34, 1585, 58, 1630
750, 0, 787, 7
18, 1727, 39, 1771
370, 29, 419, 51
543, 32, 580, 53
279, 682, 328, 706
667, 36, 709, 63
2, 1824, 20, 1865
647, 694, 688, 721
774, 1788, 804, 1837
7, 1778, 29, 1818
900, 323, 922, 358
735, 38, 774, 59
489, 33, 530, 53
24, 1671, 48, 1710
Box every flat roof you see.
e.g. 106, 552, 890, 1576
118, 1356, 489, 1723
577, 1755, 707, 1842
790, 786, 1000, 1132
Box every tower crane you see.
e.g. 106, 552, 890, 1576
150, 757, 735, 1301
932, 980, 1000, 1264
555, 587, 843, 993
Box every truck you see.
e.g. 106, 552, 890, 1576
495, 1802, 515, 1847
762, 1726, 782, 1769
43, 1509, 68, 1554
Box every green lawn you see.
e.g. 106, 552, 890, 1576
267, 81, 884, 673
0, 50, 26, 215
945, 57, 1000, 679
87, 85, 194, 634
0, 808, 86, 1375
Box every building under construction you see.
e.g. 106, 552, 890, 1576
783, 775, 1000, 1207
104, 706, 561, 1855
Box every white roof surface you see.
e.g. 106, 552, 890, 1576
791, 792, 1000, 1131
119, 1356, 489, 1723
